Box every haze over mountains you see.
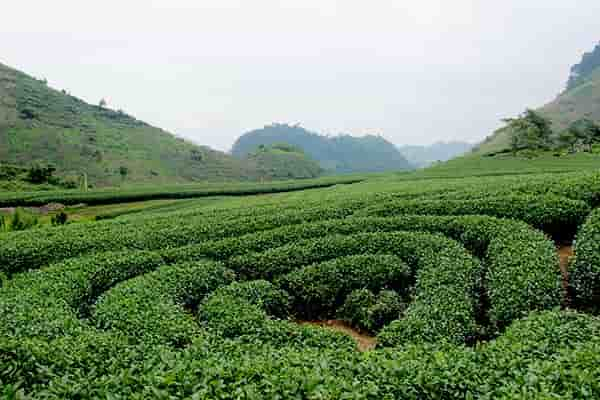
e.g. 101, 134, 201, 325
398, 142, 473, 168
0, 63, 412, 186
2, 39, 599, 185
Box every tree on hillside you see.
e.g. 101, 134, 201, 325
26, 164, 56, 184
99, 98, 107, 108
566, 118, 600, 152
558, 130, 578, 153
119, 166, 129, 181
505, 109, 553, 153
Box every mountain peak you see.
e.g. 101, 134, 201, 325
567, 41, 600, 90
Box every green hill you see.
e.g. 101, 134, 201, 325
0, 62, 266, 186
245, 143, 323, 180
231, 123, 413, 174
473, 42, 600, 155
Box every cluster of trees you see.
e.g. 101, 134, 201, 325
26, 164, 57, 184
506, 109, 600, 153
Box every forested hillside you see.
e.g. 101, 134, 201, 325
231, 123, 412, 174
0, 63, 265, 186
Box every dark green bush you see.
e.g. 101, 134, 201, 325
571, 208, 600, 311
336, 289, 376, 330
337, 289, 407, 333
366, 290, 407, 332
277, 254, 410, 319
51, 211, 68, 226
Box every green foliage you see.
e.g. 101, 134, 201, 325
0, 175, 362, 207
563, 118, 600, 152
356, 194, 591, 240
229, 231, 480, 344
571, 208, 600, 311
26, 163, 56, 184
505, 109, 553, 152
0, 159, 599, 397
7, 208, 38, 231
232, 123, 413, 173
278, 254, 410, 319
337, 289, 406, 333
92, 261, 234, 346
246, 142, 323, 179
50, 211, 68, 226
1, 63, 327, 186
199, 281, 354, 350
336, 288, 376, 328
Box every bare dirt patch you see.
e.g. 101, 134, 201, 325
299, 319, 377, 352
557, 245, 573, 303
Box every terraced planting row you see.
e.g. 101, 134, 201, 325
1, 170, 599, 398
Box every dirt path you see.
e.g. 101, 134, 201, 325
557, 245, 573, 303
299, 320, 377, 352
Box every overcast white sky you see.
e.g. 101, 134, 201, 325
2, 1, 600, 151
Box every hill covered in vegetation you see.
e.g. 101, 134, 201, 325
0, 63, 273, 186
244, 143, 323, 180
474, 41, 600, 155
398, 141, 473, 168
231, 123, 413, 174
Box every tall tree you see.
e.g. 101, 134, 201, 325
567, 119, 600, 152
505, 109, 553, 152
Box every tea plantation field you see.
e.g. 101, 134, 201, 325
1, 165, 600, 398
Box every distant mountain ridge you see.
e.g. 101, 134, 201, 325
473, 41, 600, 155
231, 124, 412, 173
398, 141, 473, 168
0, 62, 319, 186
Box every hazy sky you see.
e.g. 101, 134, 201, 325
2, 1, 600, 151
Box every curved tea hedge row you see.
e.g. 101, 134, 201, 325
226, 231, 481, 345
92, 261, 234, 346
166, 215, 560, 330
198, 281, 356, 350
571, 208, 600, 311
0, 176, 364, 207
355, 195, 590, 238
1, 169, 598, 398
2, 310, 599, 398
0, 202, 366, 275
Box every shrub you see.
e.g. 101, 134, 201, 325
570, 208, 600, 311
366, 290, 407, 332
9, 208, 38, 231
277, 254, 410, 319
92, 261, 234, 346
337, 288, 376, 329
51, 211, 68, 226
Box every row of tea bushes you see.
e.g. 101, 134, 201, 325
571, 208, 600, 311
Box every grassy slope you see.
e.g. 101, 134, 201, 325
245, 146, 323, 179
473, 66, 600, 156
393, 151, 600, 180
0, 62, 265, 186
